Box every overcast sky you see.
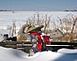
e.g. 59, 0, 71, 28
0, 0, 77, 11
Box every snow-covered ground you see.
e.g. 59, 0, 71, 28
0, 11, 77, 27
0, 46, 77, 61
0, 11, 77, 61
0, 11, 77, 35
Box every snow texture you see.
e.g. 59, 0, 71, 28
0, 46, 77, 61
0, 11, 77, 35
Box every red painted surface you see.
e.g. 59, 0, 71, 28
30, 32, 51, 51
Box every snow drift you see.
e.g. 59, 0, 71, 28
0, 46, 77, 61
58, 48, 77, 53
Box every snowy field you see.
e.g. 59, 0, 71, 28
0, 46, 77, 61
0, 11, 77, 35
0, 11, 77, 61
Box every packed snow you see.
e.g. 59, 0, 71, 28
0, 46, 77, 61
58, 48, 77, 54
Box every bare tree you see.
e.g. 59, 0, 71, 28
71, 17, 77, 33
11, 21, 16, 36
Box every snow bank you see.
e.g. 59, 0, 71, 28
0, 46, 77, 61
26, 51, 62, 61
58, 48, 77, 54
0, 46, 28, 61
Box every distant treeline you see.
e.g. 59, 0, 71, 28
0, 10, 13, 11
0, 9, 77, 12
64, 10, 77, 12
